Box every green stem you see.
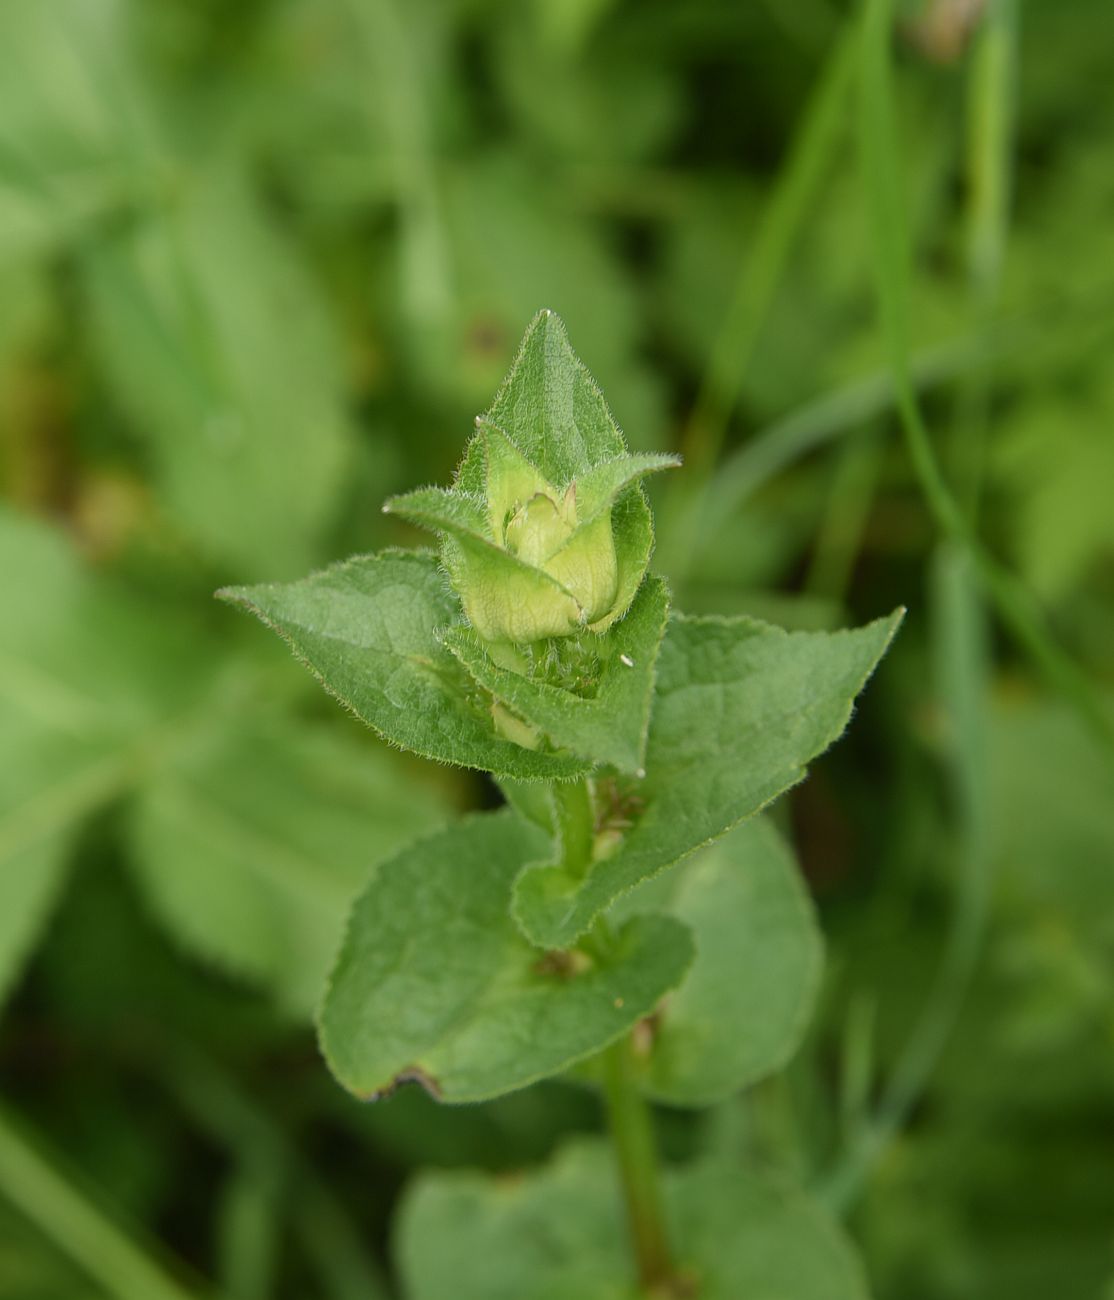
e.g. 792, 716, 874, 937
565, 811, 673, 1293
0, 1102, 207, 1300
601, 1035, 674, 1293
553, 777, 595, 879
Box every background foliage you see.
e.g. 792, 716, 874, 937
2, 1, 1112, 1297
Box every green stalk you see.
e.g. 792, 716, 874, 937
0, 1102, 207, 1300
553, 776, 596, 879
600, 1034, 674, 1292
564, 797, 674, 1293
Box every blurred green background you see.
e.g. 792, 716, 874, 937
2, 0, 1113, 1296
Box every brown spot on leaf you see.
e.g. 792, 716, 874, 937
631, 1000, 669, 1058
362, 1065, 443, 1103
533, 949, 593, 979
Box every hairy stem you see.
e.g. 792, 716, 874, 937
553, 776, 595, 878
601, 1034, 674, 1292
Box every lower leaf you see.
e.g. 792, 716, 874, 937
396, 1140, 868, 1300
317, 810, 695, 1103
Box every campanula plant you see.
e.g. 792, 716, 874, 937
220, 311, 902, 1298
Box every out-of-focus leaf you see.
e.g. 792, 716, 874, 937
85, 171, 354, 579
128, 714, 448, 1016
493, 6, 679, 163
624, 817, 822, 1106
0, 509, 210, 1009
0, 724, 102, 1010
318, 810, 694, 1103
1000, 385, 1114, 600
0, 1203, 102, 1300
513, 609, 903, 948
398, 157, 666, 446
0, 0, 155, 262
396, 1140, 868, 1300
985, 694, 1114, 1049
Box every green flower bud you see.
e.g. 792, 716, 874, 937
445, 426, 628, 644
382, 306, 675, 647
385, 404, 679, 647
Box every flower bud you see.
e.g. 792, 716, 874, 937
447, 429, 624, 643
384, 420, 679, 647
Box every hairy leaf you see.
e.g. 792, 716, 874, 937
442, 577, 670, 773
573, 452, 681, 524
219, 550, 589, 780
514, 609, 903, 947
318, 811, 694, 1103
482, 308, 626, 485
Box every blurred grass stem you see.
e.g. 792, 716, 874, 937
662, 22, 855, 576
857, 0, 1113, 752
0, 1102, 209, 1300
953, 0, 1017, 522
821, 545, 992, 1211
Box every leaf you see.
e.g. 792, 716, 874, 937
0, 0, 152, 265
396, 1140, 868, 1300
0, 726, 101, 1009
479, 308, 626, 486
0, 509, 208, 733
84, 169, 354, 579
0, 1203, 102, 1300
442, 577, 670, 773
127, 715, 449, 1017
572, 452, 681, 525
384, 487, 491, 541
514, 609, 903, 948
218, 549, 589, 781
0, 509, 212, 1010
318, 810, 695, 1103
623, 817, 822, 1106
495, 778, 556, 835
